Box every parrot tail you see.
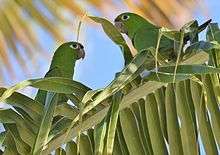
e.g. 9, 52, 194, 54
183, 19, 212, 43
198, 19, 212, 33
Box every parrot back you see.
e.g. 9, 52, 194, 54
133, 26, 175, 60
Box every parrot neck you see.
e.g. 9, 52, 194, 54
127, 20, 156, 41
49, 50, 77, 79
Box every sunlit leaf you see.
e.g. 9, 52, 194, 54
89, 16, 133, 65
0, 77, 91, 102
0, 131, 6, 146
79, 134, 93, 155
4, 124, 31, 155
165, 84, 183, 155
175, 81, 198, 155
158, 64, 220, 74
120, 108, 146, 155
105, 92, 122, 154
0, 109, 35, 146
2, 132, 20, 154
31, 93, 58, 154
65, 141, 77, 155
190, 80, 218, 154
0, 87, 43, 121
145, 93, 168, 154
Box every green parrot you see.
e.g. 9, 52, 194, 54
114, 12, 211, 62
35, 41, 85, 104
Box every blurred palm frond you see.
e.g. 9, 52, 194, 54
0, 0, 203, 83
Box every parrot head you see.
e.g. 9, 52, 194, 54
59, 41, 85, 60
114, 12, 156, 39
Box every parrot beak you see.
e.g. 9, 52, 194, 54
114, 21, 128, 35
78, 48, 85, 60
114, 21, 123, 32
76, 43, 85, 60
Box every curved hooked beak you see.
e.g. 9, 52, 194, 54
77, 48, 85, 59
114, 21, 128, 34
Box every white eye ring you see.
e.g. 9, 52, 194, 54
121, 15, 130, 21
70, 44, 78, 49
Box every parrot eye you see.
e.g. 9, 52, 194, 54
70, 44, 79, 49
121, 15, 130, 21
